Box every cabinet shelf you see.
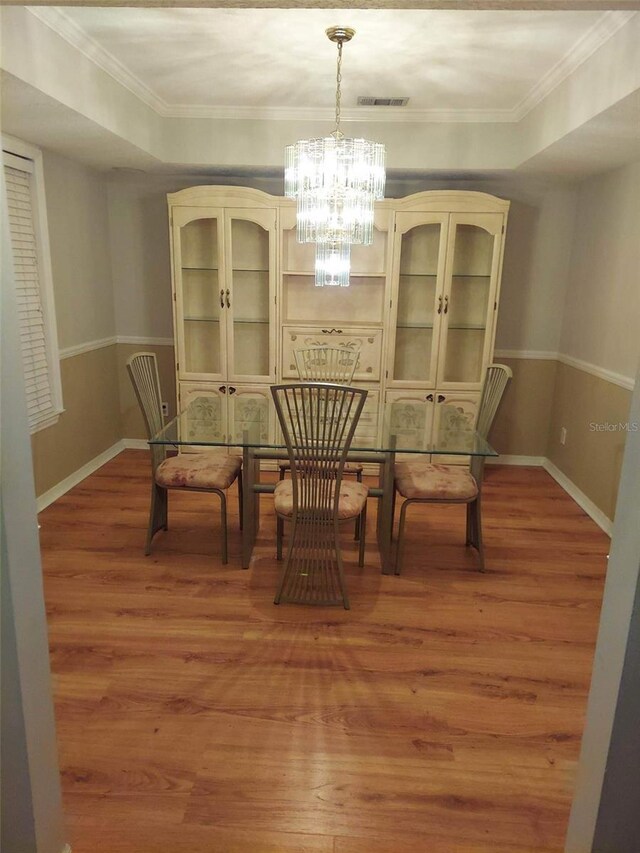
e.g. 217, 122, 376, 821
448, 324, 487, 331
397, 323, 434, 330
399, 273, 437, 278
234, 319, 269, 325
182, 266, 219, 272
233, 268, 269, 274
283, 271, 386, 278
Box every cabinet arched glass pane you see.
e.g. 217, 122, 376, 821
231, 218, 270, 377
180, 217, 221, 374
443, 224, 493, 384
393, 223, 441, 382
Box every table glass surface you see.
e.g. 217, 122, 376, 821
151, 395, 497, 457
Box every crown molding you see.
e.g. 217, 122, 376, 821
512, 11, 636, 120
26, 7, 169, 115
164, 103, 518, 123
25, 7, 637, 125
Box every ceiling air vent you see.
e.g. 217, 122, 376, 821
357, 96, 409, 107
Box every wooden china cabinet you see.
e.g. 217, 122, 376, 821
167, 187, 509, 458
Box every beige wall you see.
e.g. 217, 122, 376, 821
489, 357, 558, 458
547, 362, 632, 523
31, 346, 121, 496
544, 161, 640, 521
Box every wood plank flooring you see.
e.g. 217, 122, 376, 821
38, 451, 609, 852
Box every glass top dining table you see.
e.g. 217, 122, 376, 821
150, 395, 498, 574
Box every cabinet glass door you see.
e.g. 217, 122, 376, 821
390, 214, 447, 387
226, 209, 276, 382
439, 214, 501, 387
176, 211, 225, 379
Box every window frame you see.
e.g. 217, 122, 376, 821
3, 133, 63, 432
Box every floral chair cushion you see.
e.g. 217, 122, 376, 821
155, 452, 241, 491
394, 462, 478, 501
273, 478, 368, 520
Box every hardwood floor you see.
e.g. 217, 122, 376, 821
38, 450, 609, 852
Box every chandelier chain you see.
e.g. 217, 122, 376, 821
335, 40, 343, 137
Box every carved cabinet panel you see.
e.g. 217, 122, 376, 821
281, 326, 383, 382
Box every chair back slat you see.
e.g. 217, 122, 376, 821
126, 352, 167, 471
272, 383, 367, 524
471, 363, 512, 481
294, 345, 360, 385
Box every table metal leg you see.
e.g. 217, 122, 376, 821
377, 449, 396, 575
241, 445, 255, 569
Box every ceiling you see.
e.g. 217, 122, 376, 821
1, 6, 639, 179
26, 8, 617, 118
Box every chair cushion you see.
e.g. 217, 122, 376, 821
394, 462, 478, 501
273, 479, 368, 520
155, 452, 241, 491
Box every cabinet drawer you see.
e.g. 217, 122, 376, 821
282, 326, 383, 382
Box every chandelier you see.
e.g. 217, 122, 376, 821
285, 27, 386, 287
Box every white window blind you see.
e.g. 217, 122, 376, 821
4, 153, 57, 430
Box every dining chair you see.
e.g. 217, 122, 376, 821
280, 345, 365, 537
293, 344, 360, 384
127, 352, 242, 564
271, 382, 368, 608
393, 364, 513, 575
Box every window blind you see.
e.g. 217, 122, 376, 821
4, 156, 56, 430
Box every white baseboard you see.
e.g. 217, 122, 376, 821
121, 437, 149, 450
542, 459, 613, 536
36, 442, 614, 537
487, 454, 546, 466
36, 440, 125, 512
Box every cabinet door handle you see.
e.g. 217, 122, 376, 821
443, 295, 449, 315
321, 328, 343, 335
219, 385, 227, 394
426, 393, 434, 402
219, 289, 225, 308
437, 394, 446, 403
437, 295, 443, 315
225, 288, 231, 308
228, 386, 237, 395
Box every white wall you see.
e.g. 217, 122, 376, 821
106, 170, 578, 355
107, 174, 193, 341
43, 149, 116, 350
559, 160, 640, 380
489, 180, 577, 354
